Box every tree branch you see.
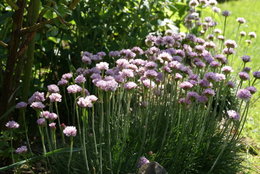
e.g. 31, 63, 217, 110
19, 0, 80, 35
68, 0, 80, 10
19, 18, 56, 34
0, 41, 8, 48
6, 0, 19, 10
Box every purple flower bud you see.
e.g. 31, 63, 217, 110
222, 10, 231, 17
199, 79, 212, 88
179, 81, 193, 90
120, 49, 136, 59
223, 48, 235, 55
157, 52, 172, 63
253, 71, 260, 79
195, 61, 206, 68
28, 91, 45, 103
236, 17, 246, 24
243, 67, 251, 73
203, 88, 215, 97
246, 86, 257, 94
179, 97, 191, 105
16, 102, 27, 109
227, 110, 240, 120
187, 91, 199, 100
241, 55, 251, 63
6, 120, 19, 129
239, 72, 250, 80
224, 40, 237, 48
75, 75, 86, 84
58, 78, 68, 86
82, 55, 92, 64
144, 70, 158, 78
237, 89, 252, 101
210, 61, 220, 68
131, 47, 144, 55
37, 118, 46, 126
137, 156, 150, 168
212, 7, 221, 13
221, 66, 233, 74
109, 51, 120, 57
97, 51, 106, 57
227, 81, 235, 88
15, 146, 27, 154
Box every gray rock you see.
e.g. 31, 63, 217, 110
138, 162, 168, 174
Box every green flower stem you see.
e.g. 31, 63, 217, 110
82, 108, 90, 172
36, 111, 47, 155
55, 102, 65, 144
62, 87, 70, 123
39, 126, 47, 155
99, 90, 104, 174
45, 123, 52, 151
21, 109, 32, 155
67, 137, 74, 174
92, 106, 99, 167
106, 92, 112, 172
51, 129, 57, 149
10, 131, 15, 164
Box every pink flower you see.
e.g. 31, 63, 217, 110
58, 79, 68, 86
6, 121, 19, 129
49, 122, 56, 129
28, 91, 45, 103
75, 75, 86, 84
47, 84, 59, 93
179, 81, 193, 90
77, 97, 93, 108
96, 62, 109, 71
62, 73, 73, 79
49, 93, 62, 102
40, 111, 50, 118
15, 146, 27, 154
67, 84, 82, 94
30, 102, 45, 109
87, 95, 98, 102
48, 113, 58, 120
227, 110, 240, 120
63, 126, 77, 137
124, 82, 138, 90
37, 118, 46, 126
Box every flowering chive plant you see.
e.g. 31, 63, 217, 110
2, 0, 259, 173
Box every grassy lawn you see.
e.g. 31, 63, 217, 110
218, 0, 260, 173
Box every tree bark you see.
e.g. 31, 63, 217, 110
0, 0, 26, 119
